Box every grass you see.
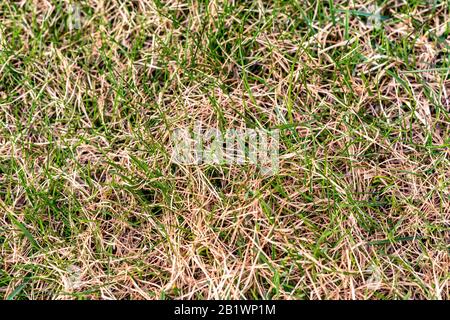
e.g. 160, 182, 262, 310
0, 0, 449, 300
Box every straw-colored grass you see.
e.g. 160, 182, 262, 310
0, 0, 449, 299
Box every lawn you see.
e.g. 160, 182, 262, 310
0, 0, 449, 299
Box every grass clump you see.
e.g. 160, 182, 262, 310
0, 0, 449, 299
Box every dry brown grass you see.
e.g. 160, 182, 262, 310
0, 0, 449, 299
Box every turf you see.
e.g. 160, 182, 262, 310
0, 0, 449, 299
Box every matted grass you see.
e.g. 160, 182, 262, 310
0, 0, 449, 299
